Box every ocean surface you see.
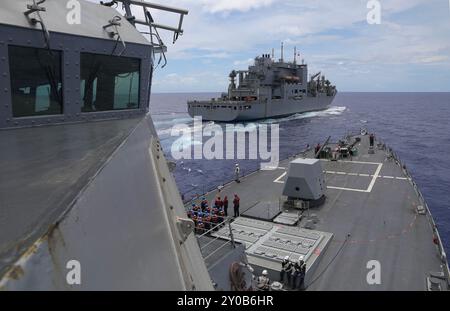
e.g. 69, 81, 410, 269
150, 92, 450, 255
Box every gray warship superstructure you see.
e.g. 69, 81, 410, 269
188, 47, 337, 122
0, 0, 213, 290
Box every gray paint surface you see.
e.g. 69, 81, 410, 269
0, 118, 141, 276
0, 0, 150, 45
1, 116, 213, 290
186, 134, 449, 290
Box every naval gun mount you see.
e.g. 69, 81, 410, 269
282, 158, 326, 209
270, 157, 326, 228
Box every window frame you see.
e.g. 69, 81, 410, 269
8, 45, 64, 118
79, 52, 142, 113
0, 26, 152, 129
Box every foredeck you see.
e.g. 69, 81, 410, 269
192, 134, 448, 290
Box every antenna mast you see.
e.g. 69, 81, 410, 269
281, 42, 284, 62
294, 46, 297, 65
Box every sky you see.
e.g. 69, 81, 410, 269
90, 0, 450, 92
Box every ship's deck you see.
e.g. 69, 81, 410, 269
193, 134, 447, 290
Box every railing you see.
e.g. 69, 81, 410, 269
193, 217, 236, 265
336, 131, 450, 288
182, 167, 252, 204
377, 137, 450, 288
181, 143, 315, 204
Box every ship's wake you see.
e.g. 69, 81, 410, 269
155, 106, 347, 151
259, 106, 347, 124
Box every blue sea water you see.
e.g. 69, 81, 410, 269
150, 92, 450, 255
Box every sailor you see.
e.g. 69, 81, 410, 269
299, 257, 306, 290
204, 212, 211, 231
215, 196, 223, 208
223, 196, 229, 216
217, 184, 224, 193
211, 212, 218, 228
256, 270, 270, 291
233, 194, 240, 217
212, 205, 219, 215
292, 256, 306, 290
200, 197, 208, 211
280, 256, 293, 285
332, 146, 340, 160
196, 219, 205, 234
369, 133, 375, 147
235, 163, 240, 183
218, 208, 225, 225
315, 143, 321, 155
192, 215, 198, 231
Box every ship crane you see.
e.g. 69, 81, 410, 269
310, 72, 321, 81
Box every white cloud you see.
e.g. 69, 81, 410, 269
199, 0, 276, 14
418, 55, 449, 63
202, 52, 230, 59
84, 0, 450, 91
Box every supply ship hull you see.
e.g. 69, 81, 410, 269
188, 92, 335, 122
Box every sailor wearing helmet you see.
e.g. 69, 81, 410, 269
292, 256, 306, 290
256, 270, 270, 291
234, 163, 240, 183
280, 256, 293, 285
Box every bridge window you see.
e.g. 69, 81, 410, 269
81, 53, 140, 112
9, 46, 63, 117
